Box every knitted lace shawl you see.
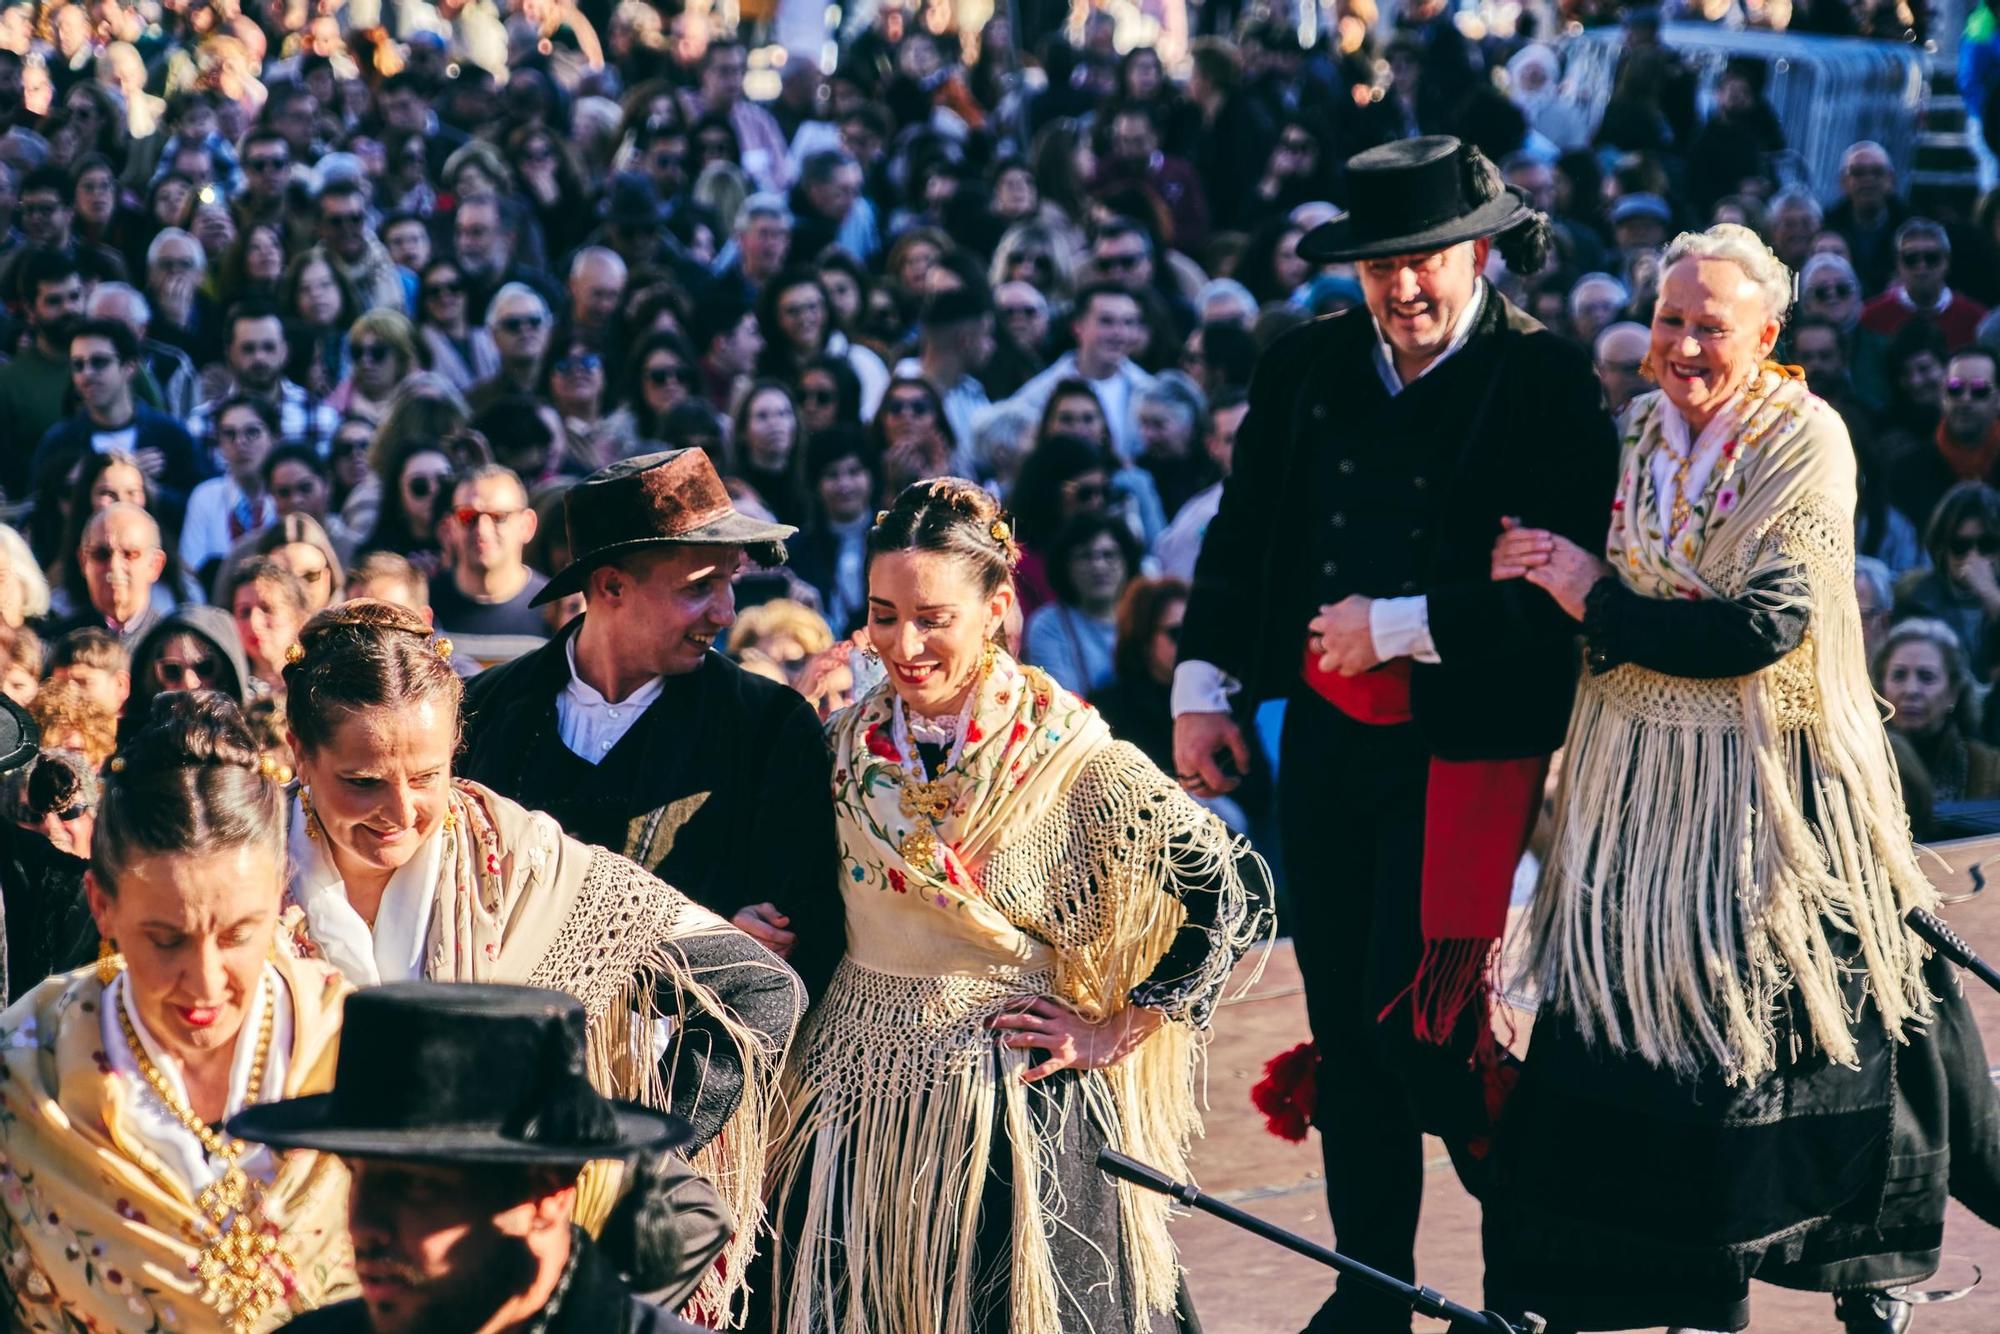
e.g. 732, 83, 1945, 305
1524, 371, 1935, 1083
765, 655, 1265, 1333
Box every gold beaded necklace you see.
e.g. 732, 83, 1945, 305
116, 981, 293, 1333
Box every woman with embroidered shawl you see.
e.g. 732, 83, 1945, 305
276, 599, 805, 1320
1484, 224, 2000, 1332
0, 693, 357, 1333
762, 479, 1271, 1334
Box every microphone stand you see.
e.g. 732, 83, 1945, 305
1096, 1147, 1543, 1334
1907, 906, 2000, 995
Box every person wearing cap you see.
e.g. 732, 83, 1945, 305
457, 450, 845, 1000
1172, 136, 1618, 1333
0, 703, 94, 1005
234, 981, 709, 1334
1608, 190, 1673, 258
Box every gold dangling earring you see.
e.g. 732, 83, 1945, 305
300, 785, 319, 841
97, 938, 122, 986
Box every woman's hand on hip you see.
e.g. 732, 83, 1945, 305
989, 996, 1166, 1083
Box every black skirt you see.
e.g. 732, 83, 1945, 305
1482, 953, 1999, 1331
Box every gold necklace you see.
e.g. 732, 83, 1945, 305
887, 643, 1000, 871
117, 984, 292, 1333
1670, 446, 1696, 532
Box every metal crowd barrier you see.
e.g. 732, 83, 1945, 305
1559, 23, 1929, 195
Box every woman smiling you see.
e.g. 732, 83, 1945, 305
0, 694, 356, 1332
279, 600, 803, 1317
1484, 224, 2000, 1330
764, 479, 1269, 1333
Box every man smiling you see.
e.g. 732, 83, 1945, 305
458, 451, 844, 998
1173, 136, 1617, 1334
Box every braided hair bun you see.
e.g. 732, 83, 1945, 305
284, 598, 464, 754
93, 691, 287, 892
867, 478, 1020, 595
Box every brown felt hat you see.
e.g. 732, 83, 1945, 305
531, 449, 796, 606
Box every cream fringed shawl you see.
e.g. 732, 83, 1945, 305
286, 778, 792, 1320
0, 949, 355, 1332
766, 655, 1267, 1334
1526, 370, 1936, 1084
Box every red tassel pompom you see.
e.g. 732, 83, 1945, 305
1250, 1041, 1319, 1143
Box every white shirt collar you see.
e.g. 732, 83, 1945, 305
563, 631, 665, 712
1372, 282, 1488, 396
287, 798, 443, 987
1894, 284, 1953, 316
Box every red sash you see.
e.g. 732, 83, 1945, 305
1300, 640, 1546, 1042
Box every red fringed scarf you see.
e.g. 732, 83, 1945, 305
1284, 642, 1544, 1149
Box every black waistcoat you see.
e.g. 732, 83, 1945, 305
1178, 291, 1621, 761
1304, 347, 1480, 609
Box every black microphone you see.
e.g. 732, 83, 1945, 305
1907, 906, 2000, 995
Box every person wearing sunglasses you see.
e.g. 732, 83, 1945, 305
121, 605, 251, 743
315, 178, 406, 316
357, 441, 455, 579
32, 317, 203, 532
329, 308, 418, 423
793, 354, 861, 435
1795, 251, 1895, 416
428, 464, 550, 641
470, 283, 551, 414
1859, 218, 1988, 351
413, 259, 499, 393
1887, 347, 2000, 533
866, 375, 956, 498
1894, 480, 2000, 679
533, 335, 624, 472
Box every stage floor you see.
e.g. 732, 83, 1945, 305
1178, 839, 2000, 1333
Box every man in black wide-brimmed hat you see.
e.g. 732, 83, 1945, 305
1173, 136, 1619, 1333
234, 982, 710, 1333
457, 448, 844, 998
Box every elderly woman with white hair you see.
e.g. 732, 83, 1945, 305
1484, 223, 2000, 1333
1799, 251, 1893, 411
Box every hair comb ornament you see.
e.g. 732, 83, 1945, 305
108, 756, 126, 773
284, 642, 306, 665
433, 638, 455, 661
875, 510, 890, 527
257, 754, 294, 785
990, 519, 1012, 545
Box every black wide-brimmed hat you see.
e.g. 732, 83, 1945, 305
228, 982, 689, 1166
0, 696, 37, 774
1298, 135, 1534, 264
531, 448, 797, 607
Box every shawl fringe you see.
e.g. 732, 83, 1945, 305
1529, 386, 1935, 1083
768, 725, 1268, 1334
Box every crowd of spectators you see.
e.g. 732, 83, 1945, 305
0, 0, 1993, 841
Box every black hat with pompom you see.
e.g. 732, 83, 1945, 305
1299, 136, 1544, 267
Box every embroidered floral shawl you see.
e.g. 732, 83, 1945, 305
0, 949, 355, 1333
